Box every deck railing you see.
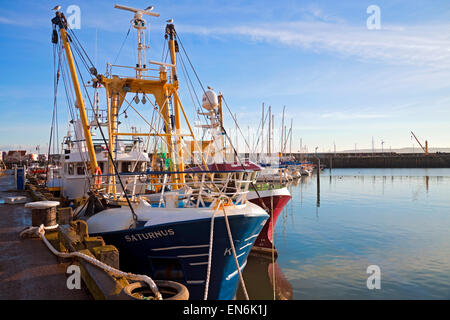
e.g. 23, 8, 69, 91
95, 169, 258, 208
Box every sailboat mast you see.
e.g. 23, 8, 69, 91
281, 106, 285, 156
290, 118, 293, 157
261, 103, 264, 161
267, 106, 271, 155
235, 113, 238, 161
271, 114, 274, 156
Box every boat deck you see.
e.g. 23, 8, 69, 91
0, 170, 90, 299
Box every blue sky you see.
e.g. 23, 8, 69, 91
0, 0, 450, 153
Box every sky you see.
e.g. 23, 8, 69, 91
0, 0, 449, 153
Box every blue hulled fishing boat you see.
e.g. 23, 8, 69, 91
51, 4, 268, 300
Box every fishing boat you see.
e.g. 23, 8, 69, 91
300, 162, 315, 176
50, 5, 269, 300
257, 166, 292, 182
58, 119, 150, 200
247, 184, 291, 255
187, 92, 292, 256
300, 165, 313, 176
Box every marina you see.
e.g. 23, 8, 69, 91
1, 1, 450, 307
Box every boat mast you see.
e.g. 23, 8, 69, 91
98, 5, 199, 193
281, 106, 285, 157
114, 4, 159, 79
289, 118, 293, 157
166, 22, 185, 183
271, 113, 274, 156
261, 103, 264, 162
218, 93, 225, 153
268, 106, 271, 155
52, 12, 99, 177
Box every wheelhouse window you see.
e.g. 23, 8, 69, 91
122, 161, 131, 173
67, 163, 74, 175
120, 161, 145, 173
98, 162, 104, 173
77, 165, 85, 175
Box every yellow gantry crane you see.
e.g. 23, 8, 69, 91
411, 131, 429, 155
52, 6, 209, 197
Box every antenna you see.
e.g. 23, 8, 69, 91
114, 4, 160, 17
114, 4, 160, 78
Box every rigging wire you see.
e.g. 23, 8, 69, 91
47, 38, 60, 183
160, 37, 167, 62
59, 43, 93, 197
249, 109, 269, 155
73, 44, 138, 221
58, 23, 138, 221
174, 32, 270, 211
177, 52, 206, 145
177, 53, 202, 115
113, 25, 132, 65
68, 29, 95, 68
176, 33, 250, 154
176, 46, 215, 145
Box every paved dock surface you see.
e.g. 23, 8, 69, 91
0, 171, 89, 299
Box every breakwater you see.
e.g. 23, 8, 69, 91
295, 152, 450, 168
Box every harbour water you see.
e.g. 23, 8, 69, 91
239, 168, 450, 299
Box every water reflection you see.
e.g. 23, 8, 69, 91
237, 255, 293, 300
239, 169, 450, 299
273, 168, 450, 299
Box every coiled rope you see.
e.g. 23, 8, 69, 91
20, 225, 162, 300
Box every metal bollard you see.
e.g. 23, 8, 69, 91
25, 201, 60, 227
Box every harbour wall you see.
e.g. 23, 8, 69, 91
295, 153, 450, 168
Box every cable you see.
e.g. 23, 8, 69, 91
175, 31, 269, 209
56, 20, 138, 222
113, 26, 132, 65
72, 44, 138, 222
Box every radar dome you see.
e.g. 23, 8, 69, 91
201, 90, 219, 111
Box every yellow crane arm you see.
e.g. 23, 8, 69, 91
53, 13, 99, 175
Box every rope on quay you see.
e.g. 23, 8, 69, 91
19, 224, 162, 300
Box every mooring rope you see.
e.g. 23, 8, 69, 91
221, 205, 250, 300
203, 199, 223, 300
270, 187, 276, 300
20, 225, 162, 300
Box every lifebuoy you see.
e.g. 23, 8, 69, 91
94, 166, 102, 187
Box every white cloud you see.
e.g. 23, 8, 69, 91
0, 16, 15, 25
320, 111, 390, 120
179, 21, 450, 69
